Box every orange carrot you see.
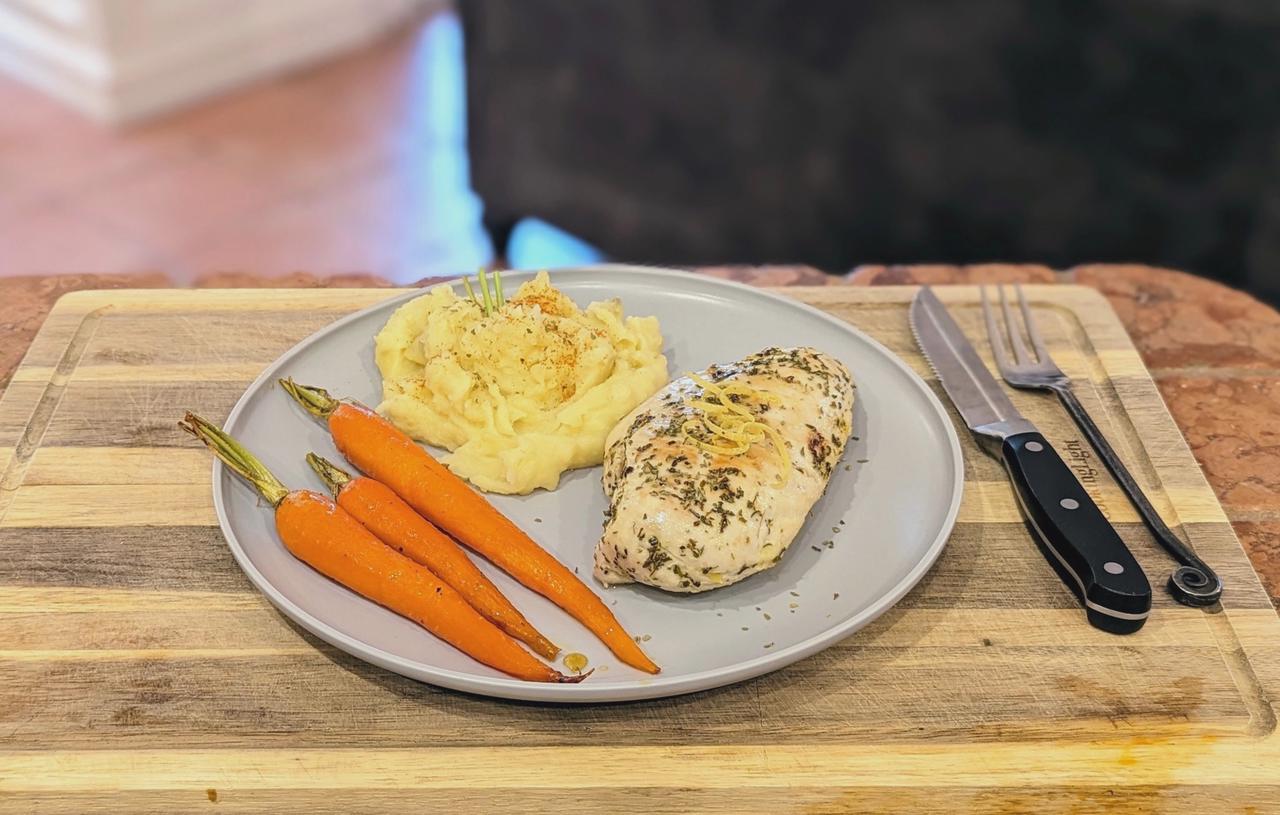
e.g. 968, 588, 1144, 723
306, 453, 559, 660
280, 380, 660, 674
178, 413, 582, 684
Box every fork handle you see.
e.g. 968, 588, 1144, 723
1052, 385, 1223, 606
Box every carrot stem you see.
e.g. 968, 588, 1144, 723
306, 452, 353, 497
179, 412, 288, 506
278, 378, 339, 418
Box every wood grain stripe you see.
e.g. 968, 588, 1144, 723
0, 648, 317, 662
0, 586, 257, 612
24, 447, 212, 485
5, 786, 1278, 815
0, 526, 249, 592
2, 740, 1277, 790
11, 363, 273, 384
39, 289, 403, 313
0, 647, 1253, 749
35, 382, 250, 448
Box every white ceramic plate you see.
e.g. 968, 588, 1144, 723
214, 265, 963, 702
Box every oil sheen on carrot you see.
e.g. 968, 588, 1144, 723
335, 475, 560, 660
328, 402, 660, 674
276, 490, 577, 683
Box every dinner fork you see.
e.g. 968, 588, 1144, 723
981, 285, 1223, 606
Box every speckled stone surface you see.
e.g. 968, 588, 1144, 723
1, 264, 1276, 607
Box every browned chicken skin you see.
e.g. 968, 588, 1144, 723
595, 347, 855, 592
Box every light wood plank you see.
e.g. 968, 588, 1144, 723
11, 363, 272, 383
24, 447, 212, 484
3, 739, 1278, 791
4, 786, 1275, 815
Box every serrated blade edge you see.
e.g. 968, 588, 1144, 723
909, 287, 1023, 431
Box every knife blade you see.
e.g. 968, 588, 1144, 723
910, 287, 1152, 634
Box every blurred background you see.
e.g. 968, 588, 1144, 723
1, 0, 1277, 303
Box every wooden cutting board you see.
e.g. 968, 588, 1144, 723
1, 285, 1277, 814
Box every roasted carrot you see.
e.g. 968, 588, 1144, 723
306, 453, 560, 660
279, 380, 661, 674
178, 413, 582, 684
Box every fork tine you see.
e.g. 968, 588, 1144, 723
1016, 284, 1049, 363
981, 286, 1015, 374
999, 285, 1032, 365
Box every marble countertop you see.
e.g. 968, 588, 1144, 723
2, 264, 1276, 609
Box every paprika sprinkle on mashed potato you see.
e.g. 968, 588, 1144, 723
374, 271, 669, 494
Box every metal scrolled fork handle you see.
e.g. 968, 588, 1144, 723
981, 284, 1223, 606
1049, 383, 1221, 606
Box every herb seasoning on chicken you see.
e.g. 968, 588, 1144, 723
594, 347, 855, 592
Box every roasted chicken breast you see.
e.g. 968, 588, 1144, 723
594, 347, 855, 592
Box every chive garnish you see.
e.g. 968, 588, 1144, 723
478, 268, 495, 315
459, 269, 508, 316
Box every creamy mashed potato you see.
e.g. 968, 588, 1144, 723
374, 272, 668, 494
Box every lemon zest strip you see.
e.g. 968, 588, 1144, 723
681, 373, 791, 485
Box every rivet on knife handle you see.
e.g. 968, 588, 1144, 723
1001, 431, 1153, 634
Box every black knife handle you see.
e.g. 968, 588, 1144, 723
1000, 431, 1153, 634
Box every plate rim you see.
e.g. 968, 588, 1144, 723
212, 264, 965, 702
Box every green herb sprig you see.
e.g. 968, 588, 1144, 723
460, 268, 506, 316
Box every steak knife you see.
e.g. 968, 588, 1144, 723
910, 287, 1152, 634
